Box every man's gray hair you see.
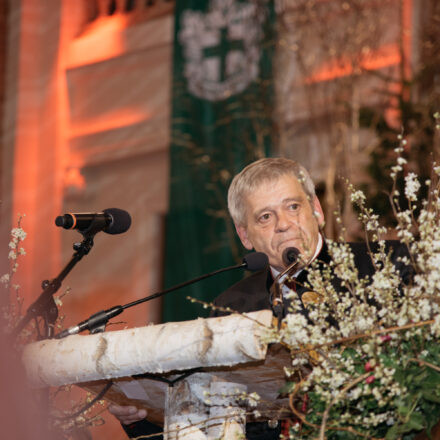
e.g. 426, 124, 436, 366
228, 157, 316, 226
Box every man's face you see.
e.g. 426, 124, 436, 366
235, 174, 324, 271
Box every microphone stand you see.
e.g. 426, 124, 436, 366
270, 260, 299, 326
270, 247, 312, 326
56, 262, 250, 339
13, 222, 104, 340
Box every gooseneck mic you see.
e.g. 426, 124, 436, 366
242, 251, 269, 271
271, 246, 302, 324
55, 208, 131, 235
55, 252, 269, 339
282, 247, 300, 266
279, 246, 301, 278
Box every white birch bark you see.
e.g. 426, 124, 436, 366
164, 373, 247, 440
22, 310, 273, 388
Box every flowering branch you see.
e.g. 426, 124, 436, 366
1, 215, 27, 333
319, 372, 370, 439
272, 118, 440, 439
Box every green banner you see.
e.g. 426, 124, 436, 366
163, 0, 276, 322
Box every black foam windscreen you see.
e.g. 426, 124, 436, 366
282, 247, 300, 266
242, 252, 269, 272
103, 208, 132, 235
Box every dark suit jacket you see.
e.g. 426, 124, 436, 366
212, 240, 412, 318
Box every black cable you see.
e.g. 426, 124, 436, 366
53, 381, 113, 420
132, 368, 202, 386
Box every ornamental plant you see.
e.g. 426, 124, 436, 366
270, 115, 440, 439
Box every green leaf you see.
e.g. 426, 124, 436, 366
403, 412, 425, 432
278, 381, 296, 395
422, 390, 440, 404
422, 371, 440, 388
413, 370, 429, 384
385, 424, 400, 440
397, 403, 412, 417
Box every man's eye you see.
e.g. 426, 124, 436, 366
259, 213, 271, 222
289, 203, 299, 211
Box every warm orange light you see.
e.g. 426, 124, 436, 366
67, 15, 129, 69
64, 167, 86, 190
401, 0, 412, 95
305, 43, 401, 84
69, 107, 151, 138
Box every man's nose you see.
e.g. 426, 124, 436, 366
275, 211, 292, 232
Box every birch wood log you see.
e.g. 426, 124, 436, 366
22, 310, 273, 388
164, 373, 247, 440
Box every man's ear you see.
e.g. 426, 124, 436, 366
312, 196, 325, 227
235, 224, 253, 250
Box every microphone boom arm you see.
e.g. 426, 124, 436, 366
55, 253, 268, 339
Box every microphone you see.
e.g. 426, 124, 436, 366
242, 252, 268, 271
270, 247, 301, 323
55, 208, 131, 235
282, 247, 300, 266
55, 306, 124, 339
55, 252, 268, 339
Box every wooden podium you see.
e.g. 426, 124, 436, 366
22, 310, 292, 439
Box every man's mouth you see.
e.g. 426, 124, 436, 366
278, 237, 300, 246
277, 238, 301, 252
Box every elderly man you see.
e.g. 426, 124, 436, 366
110, 158, 409, 439
109, 158, 325, 439
212, 157, 324, 318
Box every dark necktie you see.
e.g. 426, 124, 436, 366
283, 276, 297, 292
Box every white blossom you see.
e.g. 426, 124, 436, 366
11, 227, 27, 241
404, 172, 420, 202
350, 190, 366, 204
431, 314, 440, 337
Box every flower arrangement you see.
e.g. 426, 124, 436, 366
270, 117, 440, 439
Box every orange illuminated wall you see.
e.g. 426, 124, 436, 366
305, 43, 402, 84
303, 0, 413, 128
5, 2, 167, 437
9, 1, 70, 304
